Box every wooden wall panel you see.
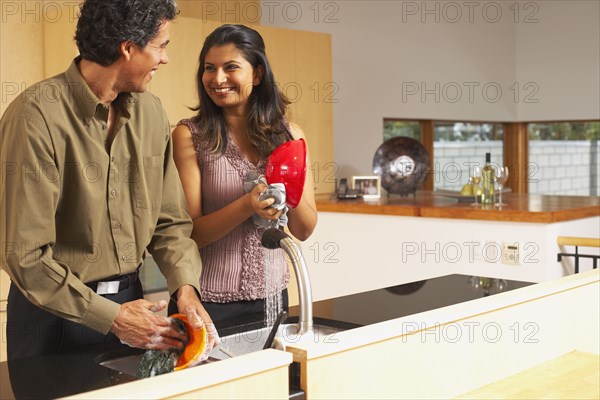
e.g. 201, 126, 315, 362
1, 4, 47, 362
293, 30, 334, 194
148, 17, 207, 124
421, 120, 435, 190
42, 2, 78, 78
504, 122, 529, 193
0, 2, 45, 116
255, 24, 296, 111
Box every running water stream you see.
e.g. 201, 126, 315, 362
263, 248, 284, 327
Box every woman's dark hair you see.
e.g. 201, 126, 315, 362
192, 24, 292, 157
75, 0, 178, 66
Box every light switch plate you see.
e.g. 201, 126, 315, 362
502, 242, 520, 265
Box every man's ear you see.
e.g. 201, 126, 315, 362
119, 41, 135, 61
253, 65, 264, 86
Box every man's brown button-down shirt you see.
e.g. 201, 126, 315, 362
1, 59, 202, 334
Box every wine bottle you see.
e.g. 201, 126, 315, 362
481, 152, 496, 205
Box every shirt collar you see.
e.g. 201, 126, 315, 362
64, 57, 137, 124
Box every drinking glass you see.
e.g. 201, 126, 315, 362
495, 166, 509, 206
470, 165, 482, 206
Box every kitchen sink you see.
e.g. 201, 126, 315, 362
96, 316, 358, 377
210, 318, 352, 361
96, 347, 148, 378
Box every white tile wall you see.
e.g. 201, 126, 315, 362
433, 140, 599, 196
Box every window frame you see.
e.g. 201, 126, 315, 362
384, 118, 600, 194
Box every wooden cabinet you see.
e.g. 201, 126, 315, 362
1, 270, 10, 361
0, 6, 45, 116
292, 30, 334, 194
0, 305, 6, 362
42, 8, 78, 77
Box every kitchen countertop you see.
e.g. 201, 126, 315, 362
0, 274, 531, 399
316, 191, 600, 223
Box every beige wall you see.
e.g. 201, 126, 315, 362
262, 0, 600, 178
515, 1, 600, 121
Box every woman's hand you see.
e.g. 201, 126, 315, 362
247, 183, 284, 221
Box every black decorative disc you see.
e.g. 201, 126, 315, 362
372, 136, 430, 196
385, 280, 427, 295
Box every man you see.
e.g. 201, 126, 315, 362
0, 0, 217, 360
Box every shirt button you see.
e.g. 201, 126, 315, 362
122, 255, 127, 261
110, 189, 117, 196
101, 123, 107, 130
114, 222, 121, 229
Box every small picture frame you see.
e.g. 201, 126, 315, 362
352, 176, 381, 199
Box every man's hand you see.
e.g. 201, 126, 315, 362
110, 299, 187, 350
176, 285, 220, 364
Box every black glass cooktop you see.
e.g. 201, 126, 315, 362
302, 273, 533, 326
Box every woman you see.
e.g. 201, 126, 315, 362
170, 24, 317, 325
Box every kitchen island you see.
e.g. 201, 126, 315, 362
2, 270, 590, 399
0, 273, 538, 399
283, 270, 599, 399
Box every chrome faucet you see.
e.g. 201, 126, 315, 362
261, 228, 313, 335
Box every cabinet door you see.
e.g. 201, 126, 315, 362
293, 30, 334, 195
255, 24, 297, 112
43, 3, 78, 78
253, 25, 335, 195
1, 303, 6, 362
148, 17, 208, 125
0, 271, 8, 362
0, 8, 45, 116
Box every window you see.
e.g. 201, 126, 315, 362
382, 119, 598, 195
383, 119, 420, 142
433, 122, 504, 191
528, 122, 599, 196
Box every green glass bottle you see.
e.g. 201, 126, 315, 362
481, 152, 496, 205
